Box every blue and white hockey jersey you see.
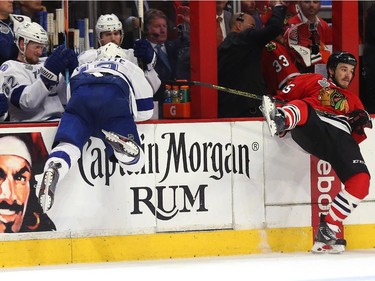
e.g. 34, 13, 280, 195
71, 57, 154, 122
0, 58, 66, 122
78, 48, 161, 95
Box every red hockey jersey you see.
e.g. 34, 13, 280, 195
274, 73, 367, 142
275, 73, 364, 115
262, 40, 300, 96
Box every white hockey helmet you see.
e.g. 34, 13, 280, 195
97, 42, 128, 60
15, 21, 49, 49
95, 14, 123, 44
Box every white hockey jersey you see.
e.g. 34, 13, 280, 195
71, 57, 154, 122
78, 48, 161, 94
0, 59, 66, 122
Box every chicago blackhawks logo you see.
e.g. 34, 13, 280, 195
0, 23, 10, 34
265, 41, 276, 52
318, 87, 349, 113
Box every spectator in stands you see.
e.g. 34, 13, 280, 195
287, 0, 332, 44
123, 1, 184, 48
362, 2, 375, 113
0, 133, 56, 233
144, 8, 190, 118
0, 21, 77, 122
0, 0, 31, 65
78, 13, 160, 95
284, 0, 332, 72
126, 1, 179, 34
216, 1, 231, 47
13, 1, 46, 23
241, 0, 263, 30
218, 1, 288, 118
258, 0, 298, 25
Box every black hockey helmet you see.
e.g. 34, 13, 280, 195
327, 51, 357, 71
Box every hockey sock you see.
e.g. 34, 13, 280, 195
47, 142, 81, 180
345, 172, 370, 200
325, 173, 369, 225
281, 100, 308, 130
45, 156, 69, 180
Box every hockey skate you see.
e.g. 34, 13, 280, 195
102, 129, 140, 158
311, 214, 346, 254
259, 95, 286, 136
38, 161, 61, 213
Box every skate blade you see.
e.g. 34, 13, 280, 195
39, 194, 52, 213
267, 120, 278, 137
39, 170, 54, 213
102, 129, 139, 157
102, 129, 114, 140
311, 242, 345, 254
259, 98, 277, 137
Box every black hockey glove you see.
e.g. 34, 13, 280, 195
346, 109, 373, 135
134, 39, 155, 65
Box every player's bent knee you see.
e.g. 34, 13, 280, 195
345, 172, 370, 200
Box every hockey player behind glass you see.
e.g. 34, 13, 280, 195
78, 14, 160, 94
260, 51, 372, 254
0, 21, 77, 122
38, 43, 154, 213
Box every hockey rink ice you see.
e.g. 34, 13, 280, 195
2, 250, 375, 280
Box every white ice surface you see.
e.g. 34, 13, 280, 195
2, 250, 375, 281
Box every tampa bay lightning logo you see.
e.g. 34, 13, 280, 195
0, 64, 8, 72
0, 23, 10, 34
12, 15, 26, 22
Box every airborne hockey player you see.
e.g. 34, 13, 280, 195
38, 43, 153, 213
260, 51, 372, 254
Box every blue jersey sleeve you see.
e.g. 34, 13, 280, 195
0, 25, 18, 64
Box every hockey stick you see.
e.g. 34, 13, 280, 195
137, 0, 146, 70
63, 0, 69, 48
166, 80, 263, 100
165, 80, 288, 104
138, 0, 144, 26
62, 0, 71, 102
